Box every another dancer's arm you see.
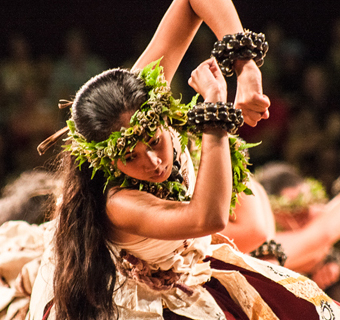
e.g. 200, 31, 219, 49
221, 177, 276, 253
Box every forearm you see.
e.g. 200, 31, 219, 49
223, 218, 267, 253
276, 198, 340, 272
275, 227, 332, 273
189, 0, 256, 77
190, 129, 232, 231
133, 0, 246, 82
132, 0, 202, 81
189, 0, 243, 39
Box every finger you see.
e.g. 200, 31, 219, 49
261, 109, 270, 119
188, 67, 215, 93
196, 57, 214, 70
209, 58, 223, 77
194, 65, 217, 87
242, 110, 263, 127
188, 77, 198, 92
251, 94, 271, 111
328, 263, 340, 281
261, 94, 271, 109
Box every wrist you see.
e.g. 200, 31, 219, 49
204, 87, 227, 103
211, 30, 268, 78
234, 59, 259, 77
204, 93, 226, 103
187, 101, 244, 135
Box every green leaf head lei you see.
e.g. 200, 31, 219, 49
268, 178, 328, 216
63, 58, 258, 214
64, 59, 198, 187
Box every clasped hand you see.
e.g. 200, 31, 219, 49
234, 60, 271, 127
188, 58, 227, 103
188, 58, 270, 127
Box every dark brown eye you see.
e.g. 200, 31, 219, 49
151, 137, 160, 146
125, 154, 136, 162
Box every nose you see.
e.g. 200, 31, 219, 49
144, 150, 162, 172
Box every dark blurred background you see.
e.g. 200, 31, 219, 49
1, 0, 340, 196
0, 0, 337, 65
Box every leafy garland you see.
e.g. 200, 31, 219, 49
268, 178, 328, 215
63, 58, 258, 213
229, 136, 259, 213
190, 135, 259, 214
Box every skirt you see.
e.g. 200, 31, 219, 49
164, 257, 327, 320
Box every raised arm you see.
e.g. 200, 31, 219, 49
132, 0, 202, 81
132, 0, 244, 81
189, 0, 270, 126
132, 0, 270, 126
275, 197, 340, 273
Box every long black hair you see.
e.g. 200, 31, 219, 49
53, 68, 148, 320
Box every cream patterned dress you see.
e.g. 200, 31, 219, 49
23, 147, 340, 319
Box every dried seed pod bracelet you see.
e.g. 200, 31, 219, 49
187, 101, 244, 134
250, 240, 287, 267
211, 29, 269, 77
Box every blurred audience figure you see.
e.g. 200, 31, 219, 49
0, 170, 60, 226
48, 28, 107, 125
256, 161, 340, 300
0, 33, 38, 110
260, 21, 286, 86
283, 64, 340, 193
5, 82, 56, 178
327, 16, 340, 105
0, 33, 55, 185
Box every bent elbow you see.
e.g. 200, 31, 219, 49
190, 202, 230, 235
204, 215, 229, 234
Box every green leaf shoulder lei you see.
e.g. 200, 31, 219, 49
229, 136, 260, 213
63, 58, 259, 214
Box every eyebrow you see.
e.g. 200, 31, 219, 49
144, 135, 152, 143
123, 133, 158, 158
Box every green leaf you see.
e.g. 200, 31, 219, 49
120, 177, 129, 188
243, 187, 253, 195
239, 141, 262, 150
91, 168, 98, 180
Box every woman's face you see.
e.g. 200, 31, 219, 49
116, 128, 173, 183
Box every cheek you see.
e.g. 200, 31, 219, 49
161, 136, 174, 163
167, 146, 174, 163
116, 160, 134, 174
115, 160, 123, 171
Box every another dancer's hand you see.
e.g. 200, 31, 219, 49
312, 262, 340, 290
234, 60, 270, 127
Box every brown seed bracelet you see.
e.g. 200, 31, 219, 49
250, 240, 287, 267
211, 29, 269, 77
187, 101, 244, 134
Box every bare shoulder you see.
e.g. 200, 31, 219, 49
107, 187, 162, 210
105, 186, 193, 240
106, 187, 165, 226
